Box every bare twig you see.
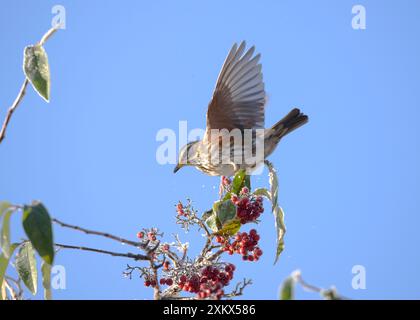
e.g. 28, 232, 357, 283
38, 25, 60, 46
55, 243, 149, 261
0, 26, 60, 145
224, 278, 253, 298
0, 79, 29, 144
292, 271, 347, 300
52, 218, 145, 249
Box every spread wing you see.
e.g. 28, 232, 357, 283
205, 41, 266, 140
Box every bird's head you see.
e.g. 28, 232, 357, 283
174, 141, 200, 173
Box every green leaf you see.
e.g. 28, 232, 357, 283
231, 169, 247, 195
205, 212, 221, 232
41, 261, 52, 300
218, 219, 241, 236
15, 242, 38, 295
215, 200, 236, 225
0, 202, 11, 218
253, 188, 271, 200
0, 242, 19, 300
22, 201, 55, 264
244, 175, 251, 191
264, 160, 286, 264
1, 210, 13, 259
213, 199, 240, 235
280, 276, 295, 300
1, 278, 6, 300
0, 202, 12, 257
273, 207, 286, 264
266, 161, 279, 208
23, 44, 50, 102
222, 169, 250, 201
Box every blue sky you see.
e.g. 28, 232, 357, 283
1, 0, 420, 299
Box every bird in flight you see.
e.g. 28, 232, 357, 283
174, 41, 308, 177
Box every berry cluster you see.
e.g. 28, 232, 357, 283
178, 264, 235, 299
159, 278, 174, 286
136, 229, 158, 242
231, 187, 264, 224
144, 279, 157, 287
218, 229, 263, 261
176, 201, 190, 217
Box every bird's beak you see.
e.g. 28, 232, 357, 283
173, 164, 182, 173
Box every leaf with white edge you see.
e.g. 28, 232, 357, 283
280, 276, 295, 300
0, 202, 11, 218
1, 210, 13, 259
205, 212, 221, 233
1, 278, 6, 300
265, 160, 279, 208
23, 44, 50, 102
22, 201, 55, 264
264, 160, 286, 264
41, 261, 52, 300
0, 202, 12, 257
215, 200, 237, 226
253, 188, 271, 200
214, 199, 240, 235
273, 206, 286, 264
15, 242, 38, 295
0, 243, 19, 291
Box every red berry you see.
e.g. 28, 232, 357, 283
163, 261, 170, 270
231, 195, 239, 204
137, 231, 144, 239
254, 248, 263, 257
144, 280, 151, 287
166, 278, 173, 286
160, 278, 166, 285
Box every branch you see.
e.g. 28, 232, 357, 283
52, 218, 145, 249
0, 25, 60, 145
55, 243, 149, 261
224, 278, 253, 298
0, 79, 29, 144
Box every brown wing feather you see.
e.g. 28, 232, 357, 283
205, 42, 266, 140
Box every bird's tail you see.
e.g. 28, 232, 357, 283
269, 108, 308, 140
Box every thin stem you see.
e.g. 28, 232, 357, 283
39, 25, 60, 46
52, 218, 144, 249
0, 79, 29, 144
55, 243, 149, 261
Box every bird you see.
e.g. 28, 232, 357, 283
174, 41, 308, 177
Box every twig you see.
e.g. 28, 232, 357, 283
0, 26, 60, 145
52, 218, 145, 249
38, 25, 60, 46
292, 271, 348, 300
0, 79, 29, 144
55, 243, 149, 261
224, 278, 252, 298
